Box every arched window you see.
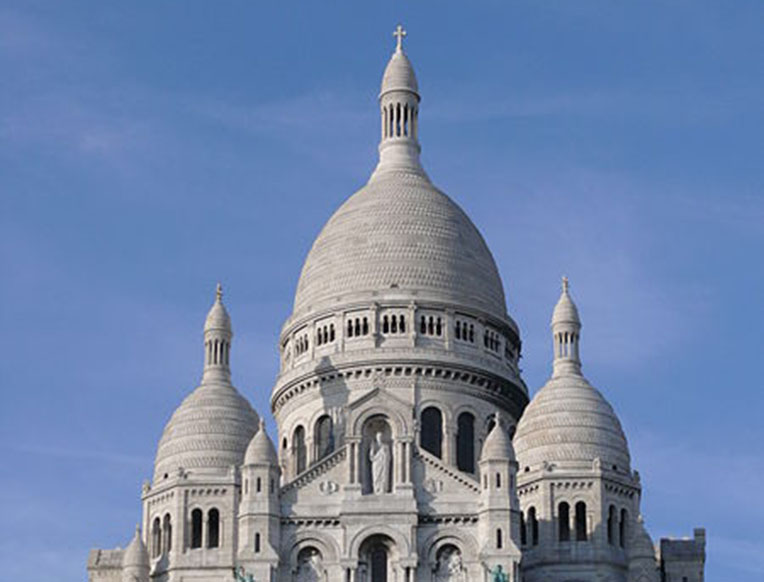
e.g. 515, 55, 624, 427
575, 501, 587, 541
456, 412, 475, 473
151, 517, 161, 557
420, 407, 443, 458
528, 506, 539, 546
420, 316, 426, 334
255, 532, 261, 553
559, 502, 571, 541
347, 319, 354, 337
455, 321, 462, 340
163, 513, 172, 553
330, 324, 335, 342
362, 317, 369, 335
390, 315, 397, 333
399, 315, 406, 333
520, 512, 527, 545
293, 425, 306, 474
608, 505, 616, 545
256, 477, 262, 493
382, 315, 389, 334
207, 508, 220, 548
620, 508, 628, 548
190, 508, 202, 549
495, 472, 501, 488
315, 415, 334, 460
496, 528, 503, 549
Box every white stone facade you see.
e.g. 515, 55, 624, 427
88, 29, 705, 582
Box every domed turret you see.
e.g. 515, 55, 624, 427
514, 279, 631, 472
153, 286, 258, 482
480, 416, 515, 462
121, 526, 149, 582
244, 419, 278, 466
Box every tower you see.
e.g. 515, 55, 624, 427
514, 279, 650, 582
143, 285, 258, 581
477, 415, 522, 580
239, 420, 282, 582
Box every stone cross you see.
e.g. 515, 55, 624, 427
393, 24, 407, 52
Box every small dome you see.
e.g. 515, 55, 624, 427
122, 526, 148, 568
292, 171, 508, 320
244, 419, 278, 465
205, 283, 231, 333
552, 277, 580, 327
480, 420, 515, 462
153, 382, 258, 482
381, 49, 418, 96
629, 516, 657, 559
514, 374, 631, 472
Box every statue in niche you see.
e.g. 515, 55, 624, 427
488, 565, 508, 582
295, 548, 323, 582
434, 546, 465, 582
369, 431, 391, 494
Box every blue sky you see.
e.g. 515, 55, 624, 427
1, 1, 762, 580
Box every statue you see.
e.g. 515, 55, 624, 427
434, 546, 465, 582
234, 566, 255, 582
489, 565, 508, 582
295, 549, 322, 582
369, 431, 391, 494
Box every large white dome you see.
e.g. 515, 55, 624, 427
513, 374, 631, 472
153, 381, 259, 482
293, 169, 508, 321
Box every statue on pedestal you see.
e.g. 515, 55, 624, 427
369, 431, 390, 494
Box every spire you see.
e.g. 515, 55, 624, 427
203, 284, 233, 383
372, 24, 425, 179
551, 276, 583, 377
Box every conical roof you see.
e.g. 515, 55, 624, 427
122, 526, 149, 568
205, 283, 231, 333
480, 420, 515, 461
244, 419, 278, 465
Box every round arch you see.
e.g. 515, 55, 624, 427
284, 530, 341, 570
348, 524, 412, 561
351, 404, 409, 438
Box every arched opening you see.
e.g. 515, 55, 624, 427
558, 502, 571, 542
382, 315, 389, 333
420, 406, 443, 458
295, 546, 324, 582
190, 508, 202, 549
496, 528, 503, 549
207, 508, 220, 548
359, 535, 394, 582
315, 415, 334, 460
528, 506, 539, 546
255, 532, 261, 553
608, 505, 616, 545
390, 314, 397, 333
620, 508, 628, 548
456, 412, 475, 473
433, 545, 464, 580
162, 513, 172, 553
293, 425, 306, 474
151, 517, 161, 557
575, 501, 587, 541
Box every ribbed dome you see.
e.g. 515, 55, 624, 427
552, 281, 580, 326
514, 374, 631, 472
153, 381, 258, 482
244, 419, 278, 465
381, 49, 418, 95
122, 527, 149, 568
293, 170, 508, 320
481, 421, 515, 462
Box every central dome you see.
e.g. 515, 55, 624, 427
293, 170, 508, 320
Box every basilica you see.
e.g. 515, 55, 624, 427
88, 29, 706, 582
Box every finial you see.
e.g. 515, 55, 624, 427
216, 282, 223, 302
393, 24, 407, 53
562, 276, 569, 293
